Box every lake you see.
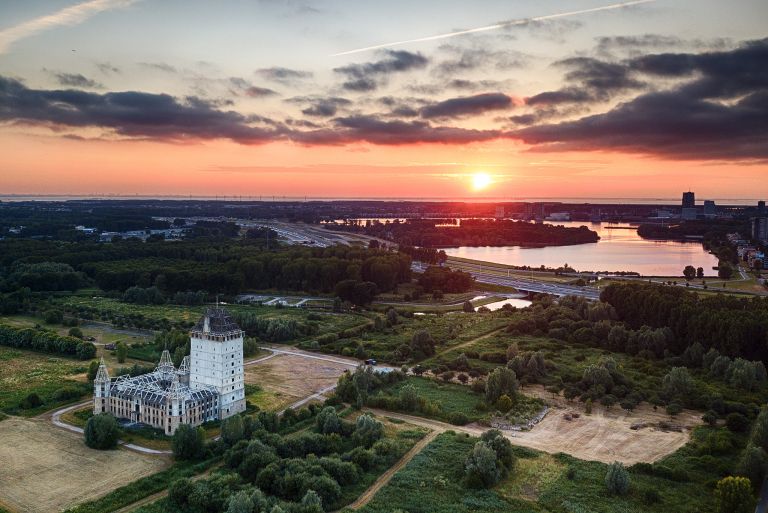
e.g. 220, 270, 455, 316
444, 222, 719, 277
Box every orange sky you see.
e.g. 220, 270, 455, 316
2, 130, 763, 200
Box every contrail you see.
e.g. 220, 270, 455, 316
0, 0, 139, 54
331, 0, 656, 57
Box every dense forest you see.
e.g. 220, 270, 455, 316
0, 238, 412, 303
601, 283, 768, 361
333, 219, 599, 247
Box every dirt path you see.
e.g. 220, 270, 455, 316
342, 430, 439, 511
436, 326, 507, 357
112, 465, 219, 513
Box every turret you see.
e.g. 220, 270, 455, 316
93, 357, 110, 415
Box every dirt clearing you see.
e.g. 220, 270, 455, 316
245, 351, 356, 411
0, 417, 168, 513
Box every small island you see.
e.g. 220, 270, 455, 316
335, 218, 600, 248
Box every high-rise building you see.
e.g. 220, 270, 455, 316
753, 217, 768, 244
682, 191, 695, 208
703, 200, 716, 218
190, 308, 246, 419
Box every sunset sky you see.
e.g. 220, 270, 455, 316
0, 0, 766, 200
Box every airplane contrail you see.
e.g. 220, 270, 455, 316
331, 0, 656, 57
0, 0, 139, 54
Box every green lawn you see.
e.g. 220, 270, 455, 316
381, 376, 488, 422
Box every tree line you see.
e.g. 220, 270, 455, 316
0, 324, 96, 359
601, 283, 768, 361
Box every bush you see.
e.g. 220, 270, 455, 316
20, 392, 43, 409
68, 327, 84, 339
642, 487, 661, 505
84, 413, 120, 450
52, 386, 82, 402
726, 412, 750, 433
605, 461, 630, 495
44, 309, 64, 324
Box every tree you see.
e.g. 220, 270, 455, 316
116, 341, 128, 363
495, 394, 513, 412
353, 414, 384, 448
480, 429, 516, 473
316, 406, 341, 434
226, 491, 254, 513
714, 476, 755, 513
168, 478, 193, 508
68, 327, 84, 339
399, 384, 419, 411
726, 413, 750, 433
485, 367, 518, 405
301, 490, 324, 513
739, 445, 768, 488
386, 308, 398, 326
662, 367, 695, 405
464, 441, 502, 488
410, 330, 436, 359
172, 424, 205, 460
605, 461, 630, 495
752, 407, 768, 452
221, 415, 245, 446
683, 265, 696, 280
697, 266, 705, 278
84, 413, 119, 450
718, 263, 734, 280
462, 300, 474, 313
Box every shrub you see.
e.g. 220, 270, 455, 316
485, 367, 518, 404
168, 477, 194, 507
642, 487, 661, 505
84, 413, 120, 450
68, 327, 84, 339
53, 386, 82, 402
605, 461, 630, 495
702, 410, 719, 427
20, 392, 43, 409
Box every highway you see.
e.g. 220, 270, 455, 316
412, 262, 602, 300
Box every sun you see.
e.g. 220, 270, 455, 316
471, 172, 492, 191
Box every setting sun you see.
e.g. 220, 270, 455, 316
471, 172, 492, 191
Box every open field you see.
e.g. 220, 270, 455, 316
0, 346, 89, 415
0, 417, 168, 513
245, 350, 356, 411
508, 397, 698, 465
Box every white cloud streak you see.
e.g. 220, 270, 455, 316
0, 0, 139, 54
331, 0, 656, 57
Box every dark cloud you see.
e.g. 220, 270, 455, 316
255, 67, 313, 84
334, 50, 428, 92
526, 57, 644, 106
300, 97, 352, 117
595, 34, 731, 57
228, 77, 278, 98
50, 72, 103, 89
515, 38, 768, 161
95, 62, 120, 75
0, 76, 281, 144
434, 45, 527, 76
292, 115, 501, 146
138, 62, 177, 73
421, 93, 512, 119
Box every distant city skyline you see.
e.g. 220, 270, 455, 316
1, 0, 766, 198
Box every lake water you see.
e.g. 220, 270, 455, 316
444, 222, 719, 277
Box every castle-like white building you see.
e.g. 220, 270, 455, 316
94, 307, 246, 434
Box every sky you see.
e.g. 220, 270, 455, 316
0, 0, 766, 200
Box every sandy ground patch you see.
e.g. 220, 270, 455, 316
498, 384, 701, 465
0, 417, 168, 513
245, 352, 354, 411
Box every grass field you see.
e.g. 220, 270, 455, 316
0, 417, 168, 513
0, 346, 90, 415
356, 427, 744, 513
378, 376, 488, 422
310, 310, 510, 363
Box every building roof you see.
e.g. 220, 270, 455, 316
192, 307, 242, 335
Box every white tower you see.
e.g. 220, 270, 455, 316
93, 357, 110, 415
189, 308, 245, 419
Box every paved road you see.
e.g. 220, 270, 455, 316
412, 262, 602, 300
